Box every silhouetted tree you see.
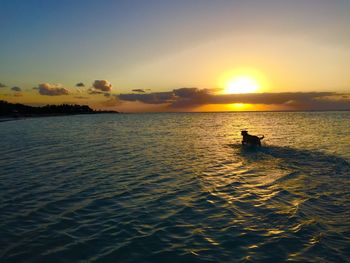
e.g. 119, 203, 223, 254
0, 100, 118, 116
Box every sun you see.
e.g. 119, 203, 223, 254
224, 76, 260, 94
218, 68, 269, 94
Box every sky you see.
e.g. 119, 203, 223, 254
0, 0, 349, 112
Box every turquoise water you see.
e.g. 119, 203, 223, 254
0, 112, 349, 262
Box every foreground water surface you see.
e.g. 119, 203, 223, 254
1, 112, 349, 262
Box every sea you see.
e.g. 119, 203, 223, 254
0, 112, 349, 262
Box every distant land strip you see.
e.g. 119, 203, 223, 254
0, 100, 118, 121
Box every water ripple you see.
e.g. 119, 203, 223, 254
0, 112, 349, 262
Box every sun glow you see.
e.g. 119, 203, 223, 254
218, 68, 269, 94
225, 76, 260, 94
228, 103, 252, 111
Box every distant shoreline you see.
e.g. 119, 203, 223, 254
0, 112, 119, 122
0, 100, 119, 122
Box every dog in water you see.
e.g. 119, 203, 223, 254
241, 130, 264, 147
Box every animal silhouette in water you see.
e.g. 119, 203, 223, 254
241, 130, 264, 147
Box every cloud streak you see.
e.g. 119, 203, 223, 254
119, 91, 174, 104
11, 86, 22, 92
117, 88, 350, 110
76, 82, 85, 87
132, 89, 146, 93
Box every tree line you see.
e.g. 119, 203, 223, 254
0, 100, 117, 116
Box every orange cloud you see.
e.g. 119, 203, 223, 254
37, 83, 69, 96
93, 80, 112, 92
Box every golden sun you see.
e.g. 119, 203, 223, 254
224, 76, 260, 94
217, 68, 269, 111
218, 68, 269, 95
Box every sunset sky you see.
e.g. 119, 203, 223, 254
0, 0, 349, 112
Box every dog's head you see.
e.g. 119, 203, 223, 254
241, 130, 248, 136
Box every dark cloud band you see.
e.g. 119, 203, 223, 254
117, 88, 350, 110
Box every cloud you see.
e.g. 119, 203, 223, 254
88, 89, 103, 95
11, 86, 21, 92
117, 88, 350, 110
37, 83, 69, 96
93, 80, 112, 92
132, 89, 146, 93
87, 90, 112, 98
76, 82, 85, 87
118, 91, 174, 104
0, 83, 7, 88
173, 87, 206, 98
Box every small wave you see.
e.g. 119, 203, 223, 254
1, 113, 350, 262
228, 144, 350, 180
